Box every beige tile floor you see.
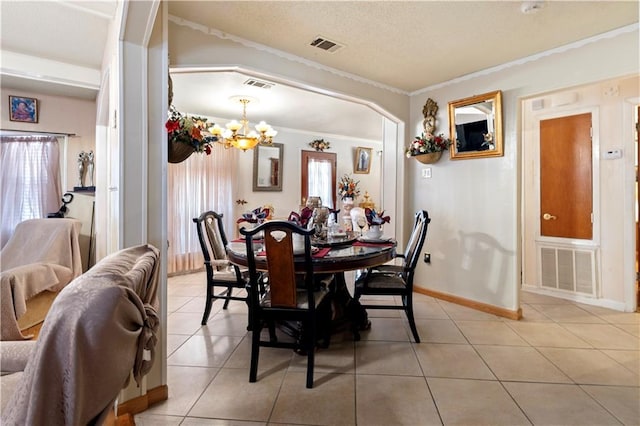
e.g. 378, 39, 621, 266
136, 272, 640, 425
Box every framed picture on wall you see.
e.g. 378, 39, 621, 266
354, 147, 372, 174
9, 95, 39, 123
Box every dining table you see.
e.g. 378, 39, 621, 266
226, 233, 397, 341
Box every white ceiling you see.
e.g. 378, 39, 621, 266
1, 1, 637, 140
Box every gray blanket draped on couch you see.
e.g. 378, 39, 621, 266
1, 244, 160, 425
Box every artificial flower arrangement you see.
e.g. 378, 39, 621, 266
405, 132, 452, 158
237, 206, 270, 224
338, 174, 361, 200
364, 208, 391, 226
309, 138, 330, 152
166, 105, 218, 155
288, 207, 314, 227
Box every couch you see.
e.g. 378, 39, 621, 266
0, 244, 160, 425
1, 218, 83, 340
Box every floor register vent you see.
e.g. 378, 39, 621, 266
539, 246, 597, 297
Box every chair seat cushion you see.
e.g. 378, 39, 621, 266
370, 264, 404, 275
357, 273, 407, 291
214, 266, 249, 284
260, 287, 329, 309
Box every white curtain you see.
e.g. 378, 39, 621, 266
308, 159, 333, 208
167, 143, 238, 274
0, 136, 62, 247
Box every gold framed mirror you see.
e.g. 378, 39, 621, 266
253, 143, 283, 191
448, 90, 503, 160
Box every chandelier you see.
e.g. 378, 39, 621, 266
208, 97, 277, 151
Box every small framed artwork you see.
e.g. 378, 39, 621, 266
9, 95, 38, 123
354, 147, 372, 174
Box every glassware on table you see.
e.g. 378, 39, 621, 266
356, 216, 367, 237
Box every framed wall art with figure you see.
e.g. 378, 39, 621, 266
354, 147, 372, 174
9, 96, 38, 123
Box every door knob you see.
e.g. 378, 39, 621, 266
542, 213, 557, 220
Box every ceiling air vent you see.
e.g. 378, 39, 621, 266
310, 36, 344, 53
243, 79, 274, 89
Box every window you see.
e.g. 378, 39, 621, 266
0, 135, 62, 247
167, 143, 239, 274
301, 151, 337, 208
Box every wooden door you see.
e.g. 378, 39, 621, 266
540, 113, 592, 239
301, 151, 336, 208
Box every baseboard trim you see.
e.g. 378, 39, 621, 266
522, 285, 629, 311
117, 385, 168, 416
415, 287, 522, 320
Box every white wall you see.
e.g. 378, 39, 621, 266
233, 128, 383, 224
168, 20, 409, 126
170, 18, 639, 313
407, 27, 639, 312
0, 87, 97, 270
179, 111, 384, 229
0, 88, 96, 188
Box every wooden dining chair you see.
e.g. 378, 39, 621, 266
193, 211, 250, 325
353, 210, 430, 343
241, 220, 332, 388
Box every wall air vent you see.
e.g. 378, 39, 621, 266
539, 245, 597, 296
243, 79, 274, 89
310, 36, 344, 53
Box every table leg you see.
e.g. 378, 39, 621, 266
273, 272, 371, 349
330, 272, 370, 341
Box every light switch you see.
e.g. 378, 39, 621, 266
602, 149, 622, 160
421, 168, 431, 178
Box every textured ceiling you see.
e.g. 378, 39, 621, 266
1, 1, 637, 140
168, 1, 638, 92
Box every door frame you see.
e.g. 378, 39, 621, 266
533, 107, 601, 247
624, 98, 640, 310
523, 106, 602, 299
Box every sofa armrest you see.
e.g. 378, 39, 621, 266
1, 341, 36, 373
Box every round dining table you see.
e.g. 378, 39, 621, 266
226, 236, 397, 341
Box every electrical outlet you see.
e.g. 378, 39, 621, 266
423, 253, 431, 263
421, 168, 432, 178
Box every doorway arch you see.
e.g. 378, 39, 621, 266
170, 66, 406, 242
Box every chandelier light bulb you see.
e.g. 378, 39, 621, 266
255, 121, 270, 133
226, 120, 242, 131
266, 129, 277, 138
209, 124, 222, 135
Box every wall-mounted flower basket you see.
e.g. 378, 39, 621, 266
168, 139, 195, 163
414, 151, 442, 164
